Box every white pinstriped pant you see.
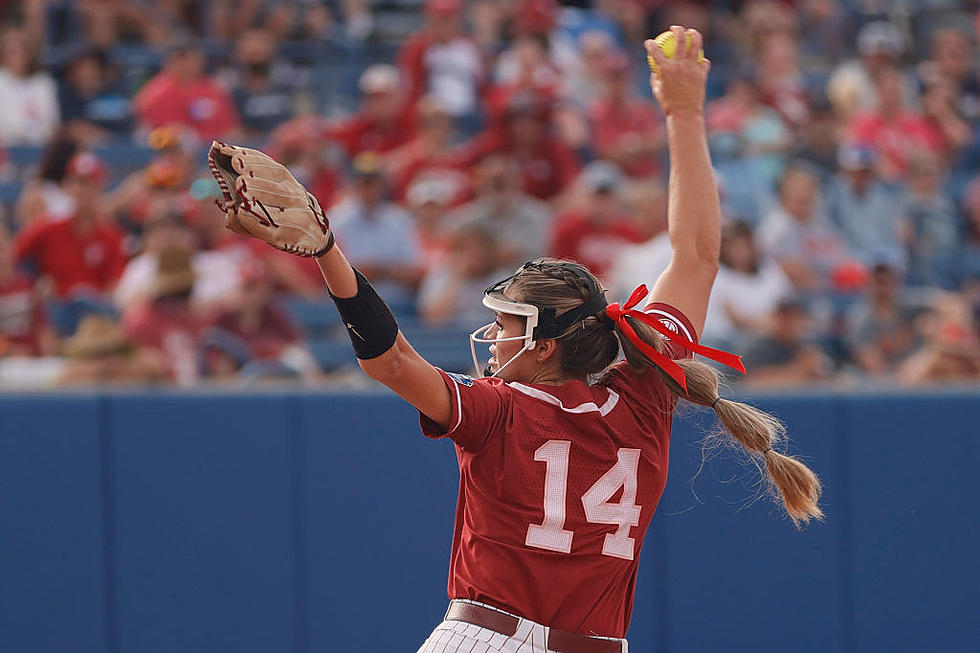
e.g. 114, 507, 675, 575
415, 601, 628, 653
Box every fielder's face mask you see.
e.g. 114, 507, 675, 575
469, 261, 608, 377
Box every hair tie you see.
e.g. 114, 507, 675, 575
763, 447, 773, 455
711, 396, 722, 409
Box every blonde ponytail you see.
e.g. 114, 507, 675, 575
619, 319, 823, 527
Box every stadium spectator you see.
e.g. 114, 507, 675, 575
707, 71, 792, 189
418, 223, 506, 328
824, 145, 904, 266
267, 116, 344, 211
605, 182, 671, 299
897, 292, 980, 385
387, 96, 469, 204
550, 161, 644, 281
916, 27, 980, 125
920, 74, 974, 154
0, 27, 60, 146
329, 153, 424, 307
901, 151, 961, 288
225, 28, 297, 138
958, 177, 980, 285
57, 46, 133, 144
754, 30, 812, 132
0, 223, 55, 357
827, 21, 905, 118
13, 153, 126, 299
447, 153, 552, 269
758, 163, 853, 291
846, 66, 945, 181
741, 297, 833, 387
702, 221, 793, 348
406, 175, 460, 269
57, 313, 166, 386
259, 0, 372, 42
113, 209, 242, 315
122, 245, 208, 386
457, 88, 580, 201
203, 260, 319, 383
13, 134, 78, 226
563, 30, 615, 112
846, 261, 921, 377
133, 38, 240, 142
590, 51, 665, 180
326, 64, 417, 158
398, 0, 485, 130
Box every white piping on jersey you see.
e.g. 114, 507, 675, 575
447, 375, 463, 433
508, 383, 620, 417
643, 307, 693, 342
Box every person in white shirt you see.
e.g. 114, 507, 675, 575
0, 28, 59, 146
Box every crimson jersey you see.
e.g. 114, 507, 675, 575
420, 302, 697, 638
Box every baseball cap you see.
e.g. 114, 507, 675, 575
580, 161, 624, 194
359, 64, 401, 95
407, 176, 455, 207
857, 21, 904, 56
352, 151, 384, 178
65, 152, 107, 184
837, 144, 876, 170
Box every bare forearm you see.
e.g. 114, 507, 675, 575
316, 246, 358, 298
665, 112, 721, 264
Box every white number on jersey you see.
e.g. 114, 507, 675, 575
524, 440, 574, 553
525, 440, 643, 560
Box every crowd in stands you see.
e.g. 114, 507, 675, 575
0, 0, 978, 389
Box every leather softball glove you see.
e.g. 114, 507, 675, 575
208, 141, 335, 258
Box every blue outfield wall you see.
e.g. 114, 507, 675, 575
0, 389, 977, 653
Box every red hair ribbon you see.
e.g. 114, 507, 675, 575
606, 284, 746, 393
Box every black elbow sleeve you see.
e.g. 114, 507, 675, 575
328, 268, 399, 359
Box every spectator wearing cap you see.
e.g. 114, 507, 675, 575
900, 151, 961, 287
0, 223, 56, 357
824, 145, 905, 267
406, 175, 463, 269
133, 39, 240, 142
845, 66, 945, 181
398, 0, 486, 132
550, 161, 644, 280
57, 314, 166, 386
13, 152, 126, 300
122, 245, 209, 386
56, 46, 132, 144
446, 154, 552, 269
845, 260, 922, 377
741, 297, 833, 388
827, 21, 906, 118
328, 153, 424, 307
758, 163, 853, 291
589, 50, 665, 180
0, 27, 60, 146
326, 64, 418, 159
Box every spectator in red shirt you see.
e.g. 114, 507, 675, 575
589, 51, 665, 179
550, 160, 644, 280
326, 64, 417, 158
388, 96, 470, 203
133, 39, 240, 142
456, 88, 580, 202
846, 66, 946, 181
398, 0, 486, 131
13, 152, 126, 299
0, 223, 55, 356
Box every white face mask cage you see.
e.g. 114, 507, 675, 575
469, 292, 540, 378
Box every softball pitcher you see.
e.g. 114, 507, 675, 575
209, 26, 822, 653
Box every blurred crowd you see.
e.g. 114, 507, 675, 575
0, 0, 978, 389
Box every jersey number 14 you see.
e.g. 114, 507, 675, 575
525, 440, 642, 560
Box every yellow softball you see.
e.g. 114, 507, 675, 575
646, 30, 706, 74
